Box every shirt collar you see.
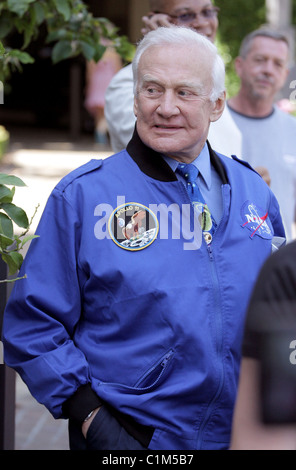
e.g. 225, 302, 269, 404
162, 143, 212, 190
126, 125, 228, 184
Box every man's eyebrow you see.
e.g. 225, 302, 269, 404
178, 81, 203, 90
173, 3, 212, 14
172, 7, 191, 13
141, 75, 202, 89
253, 53, 286, 63
141, 74, 162, 84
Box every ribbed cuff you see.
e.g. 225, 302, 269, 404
62, 383, 103, 423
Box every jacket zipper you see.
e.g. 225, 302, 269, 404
181, 181, 229, 448
196, 209, 226, 448
134, 349, 174, 389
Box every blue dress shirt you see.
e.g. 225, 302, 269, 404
162, 144, 223, 225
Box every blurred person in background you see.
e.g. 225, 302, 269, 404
209, 29, 296, 241
84, 39, 122, 143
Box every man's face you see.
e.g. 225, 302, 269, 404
236, 36, 289, 101
158, 0, 218, 42
134, 44, 225, 162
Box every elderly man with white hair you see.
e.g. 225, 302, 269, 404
3, 26, 285, 451
105, 0, 220, 153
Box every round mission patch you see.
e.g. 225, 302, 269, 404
108, 202, 159, 251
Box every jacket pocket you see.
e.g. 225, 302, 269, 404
86, 405, 146, 450
133, 349, 174, 390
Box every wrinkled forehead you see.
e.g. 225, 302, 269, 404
138, 42, 212, 71
137, 43, 213, 88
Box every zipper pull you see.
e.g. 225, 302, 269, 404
161, 350, 173, 367
207, 243, 214, 261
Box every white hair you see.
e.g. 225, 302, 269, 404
132, 26, 225, 102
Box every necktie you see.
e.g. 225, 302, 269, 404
177, 163, 217, 244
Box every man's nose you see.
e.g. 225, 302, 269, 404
157, 91, 180, 117
263, 59, 276, 75
190, 13, 209, 30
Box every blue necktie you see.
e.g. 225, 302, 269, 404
177, 163, 216, 244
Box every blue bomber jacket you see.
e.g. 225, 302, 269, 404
3, 128, 285, 450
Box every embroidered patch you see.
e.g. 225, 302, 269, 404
241, 201, 273, 239
108, 203, 159, 251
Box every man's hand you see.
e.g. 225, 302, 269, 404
141, 12, 173, 35
255, 166, 271, 187
81, 407, 101, 438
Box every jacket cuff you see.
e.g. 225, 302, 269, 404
62, 383, 103, 423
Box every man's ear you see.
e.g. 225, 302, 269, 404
210, 90, 226, 122
234, 56, 243, 78
134, 96, 138, 117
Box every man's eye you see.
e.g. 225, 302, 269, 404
145, 87, 161, 96
177, 13, 195, 22
178, 90, 194, 98
202, 8, 216, 18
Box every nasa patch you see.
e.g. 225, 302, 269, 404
108, 203, 159, 251
241, 201, 273, 239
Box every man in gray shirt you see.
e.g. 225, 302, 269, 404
209, 29, 296, 241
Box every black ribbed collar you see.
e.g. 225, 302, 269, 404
126, 126, 228, 184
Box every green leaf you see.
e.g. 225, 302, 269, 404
52, 40, 74, 63
46, 29, 68, 43
7, 0, 35, 17
55, 0, 71, 21
2, 251, 23, 275
0, 232, 14, 250
0, 14, 13, 40
33, 2, 46, 25
0, 212, 13, 238
0, 174, 27, 186
22, 8, 37, 50
0, 185, 15, 203
8, 50, 35, 64
79, 40, 95, 61
20, 234, 39, 248
0, 41, 5, 56
1, 203, 29, 228
93, 44, 107, 63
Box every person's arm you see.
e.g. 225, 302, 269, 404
141, 12, 173, 35
2, 172, 101, 420
104, 64, 135, 153
231, 358, 296, 450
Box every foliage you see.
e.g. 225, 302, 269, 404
214, 0, 267, 97
0, 0, 135, 281
0, 0, 135, 83
0, 173, 39, 282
